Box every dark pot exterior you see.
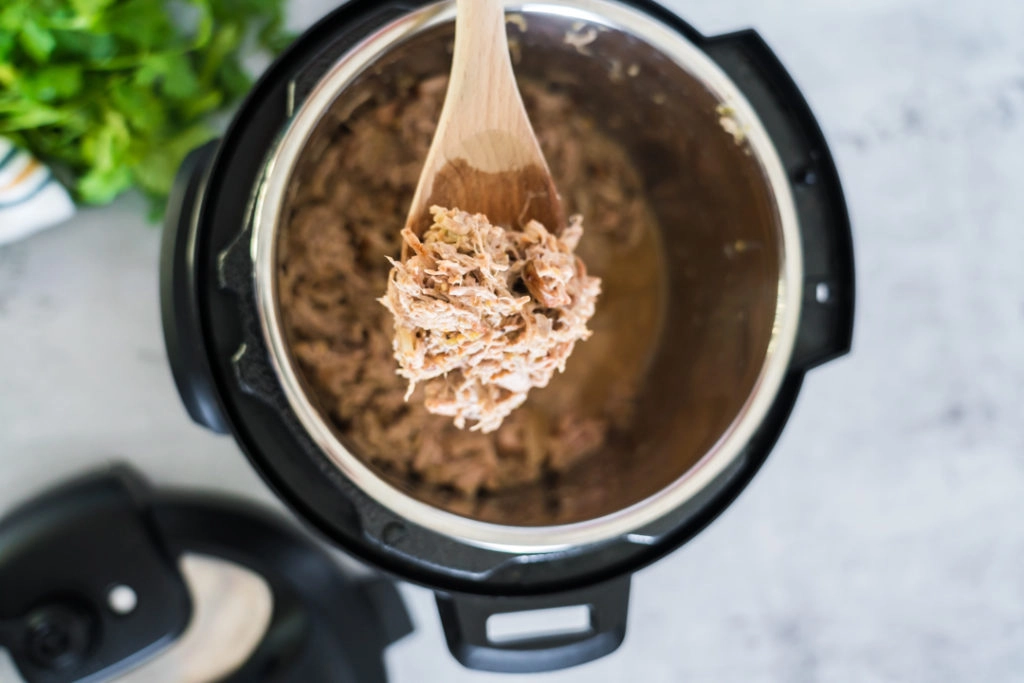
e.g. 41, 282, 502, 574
160, 0, 854, 672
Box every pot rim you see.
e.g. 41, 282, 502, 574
251, 0, 804, 553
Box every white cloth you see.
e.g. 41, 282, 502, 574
0, 137, 76, 245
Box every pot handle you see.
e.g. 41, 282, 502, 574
435, 576, 629, 673
702, 29, 856, 371
161, 140, 231, 433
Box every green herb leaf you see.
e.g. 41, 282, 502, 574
105, 0, 175, 49
132, 122, 213, 197
19, 64, 84, 102
138, 52, 201, 100
78, 163, 133, 204
110, 79, 166, 133
0, 0, 292, 216
19, 19, 56, 63
52, 29, 118, 62
0, 102, 65, 132
70, 0, 115, 17
216, 55, 250, 99
0, 30, 16, 61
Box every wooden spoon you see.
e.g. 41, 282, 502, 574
404, 0, 563, 243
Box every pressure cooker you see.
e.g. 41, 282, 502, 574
161, 0, 855, 673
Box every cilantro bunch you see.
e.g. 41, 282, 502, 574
0, 0, 291, 214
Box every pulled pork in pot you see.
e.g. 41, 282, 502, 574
277, 76, 663, 501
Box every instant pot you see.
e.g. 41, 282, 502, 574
162, 0, 855, 673
0, 466, 411, 682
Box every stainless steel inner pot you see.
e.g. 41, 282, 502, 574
252, 0, 803, 551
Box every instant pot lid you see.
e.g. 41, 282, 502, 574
0, 465, 412, 683
162, 0, 853, 594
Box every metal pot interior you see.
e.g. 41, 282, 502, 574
262, 0, 800, 547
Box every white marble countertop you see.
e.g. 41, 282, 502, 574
2, 0, 1022, 681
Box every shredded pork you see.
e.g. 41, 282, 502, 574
381, 207, 600, 432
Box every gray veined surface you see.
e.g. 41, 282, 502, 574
1, 0, 1023, 681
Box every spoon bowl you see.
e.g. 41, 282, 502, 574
404, 0, 563, 242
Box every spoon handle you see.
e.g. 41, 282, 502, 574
446, 0, 525, 135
